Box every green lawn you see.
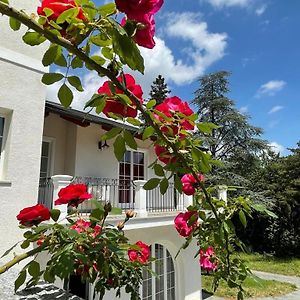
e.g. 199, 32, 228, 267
238, 252, 300, 277
202, 275, 297, 300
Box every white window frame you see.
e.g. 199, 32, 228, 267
40, 137, 55, 180
0, 110, 11, 180
117, 148, 149, 207
140, 244, 176, 300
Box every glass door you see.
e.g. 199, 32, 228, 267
118, 150, 145, 207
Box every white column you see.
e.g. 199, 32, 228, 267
217, 185, 228, 204
51, 175, 73, 221
133, 180, 148, 218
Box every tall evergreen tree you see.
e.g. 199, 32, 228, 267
193, 71, 267, 160
149, 75, 170, 104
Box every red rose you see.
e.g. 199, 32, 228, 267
199, 246, 218, 272
154, 144, 177, 165
181, 173, 205, 196
17, 204, 51, 227
37, 0, 86, 22
55, 184, 92, 207
98, 74, 143, 118
116, 0, 163, 20
70, 219, 102, 237
122, 14, 156, 49
155, 96, 194, 135
128, 241, 150, 264
174, 211, 198, 237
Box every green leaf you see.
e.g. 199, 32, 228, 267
0, 0, 9, 4
56, 7, 79, 24
50, 209, 61, 222
160, 178, 169, 195
84, 94, 106, 109
265, 209, 278, 219
42, 73, 64, 85
143, 178, 160, 190
1, 241, 19, 258
90, 34, 112, 47
42, 45, 59, 66
123, 130, 137, 150
154, 164, 164, 177
71, 56, 84, 69
146, 99, 157, 109
43, 8, 54, 17
20, 240, 30, 249
113, 135, 126, 161
9, 17, 21, 31
58, 84, 73, 108
90, 208, 104, 221
15, 270, 26, 292
54, 52, 67, 67
112, 29, 144, 73
127, 117, 142, 126
23, 32, 46, 46
239, 210, 247, 228
174, 175, 183, 193
197, 122, 220, 135
90, 55, 106, 66
142, 126, 155, 140
101, 47, 114, 60
67, 76, 83, 92
101, 127, 122, 141
98, 2, 116, 16
28, 261, 40, 277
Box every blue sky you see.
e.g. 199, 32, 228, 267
151, 0, 300, 155
49, 0, 300, 155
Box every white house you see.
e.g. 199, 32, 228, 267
0, 1, 202, 299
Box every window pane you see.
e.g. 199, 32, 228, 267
0, 137, 2, 155
41, 141, 49, 157
133, 152, 144, 164
40, 157, 48, 174
0, 117, 4, 137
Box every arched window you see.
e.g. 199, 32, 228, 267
141, 244, 176, 300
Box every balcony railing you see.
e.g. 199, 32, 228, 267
38, 176, 191, 218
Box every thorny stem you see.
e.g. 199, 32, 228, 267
0, 1, 231, 274
0, 244, 46, 274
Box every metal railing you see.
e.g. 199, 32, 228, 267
38, 177, 54, 209
73, 177, 136, 215
146, 183, 185, 212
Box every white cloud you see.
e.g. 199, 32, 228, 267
128, 12, 227, 95
48, 12, 227, 105
268, 105, 284, 114
204, 0, 251, 8
269, 142, 285, 155
239, 106, 248, 114
255, 4, 267, 15
256, 80, 286, 97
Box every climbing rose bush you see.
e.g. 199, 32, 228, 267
200, 246, 218, 272
128, 241, 150, 264
16, 204, 51, 227
98, 74, 143, 118
54, 183, 93, 207
174, 211, 198, 237
0, 0, 273, 298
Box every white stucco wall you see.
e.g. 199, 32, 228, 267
43, 116, 157, 180
0, 0, 47, 260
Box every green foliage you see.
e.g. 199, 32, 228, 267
149, 75, 170, 104
58, 83, 73, 107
